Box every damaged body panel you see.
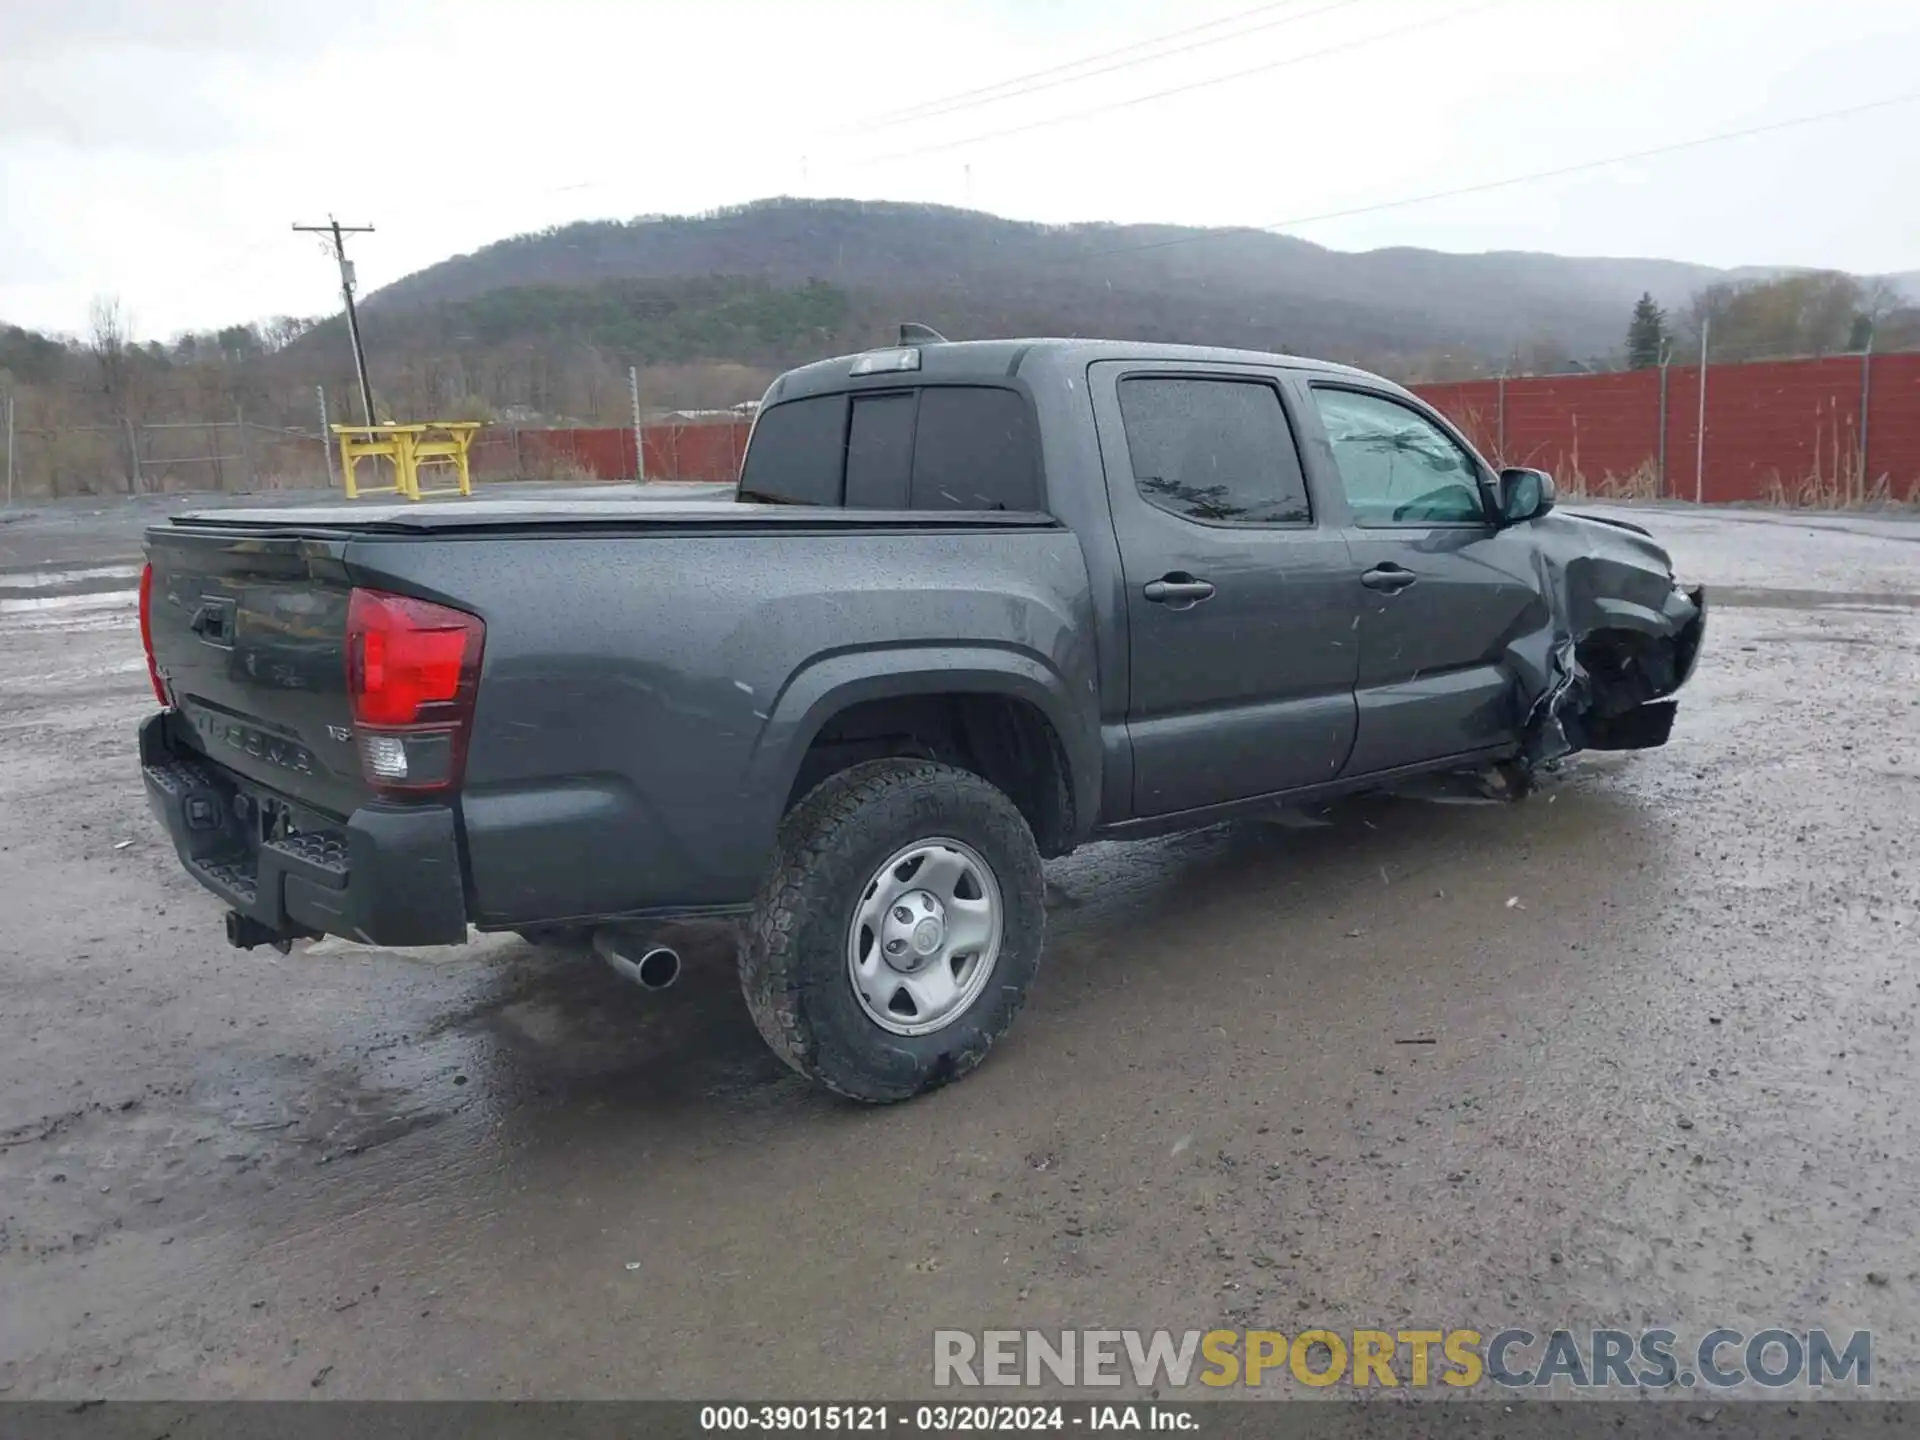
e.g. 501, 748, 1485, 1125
1509, 510, 1706, 767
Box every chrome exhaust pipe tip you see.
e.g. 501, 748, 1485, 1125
633, 946, 681, 990
594, 928, 682, 991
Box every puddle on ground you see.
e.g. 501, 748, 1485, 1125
0, 563, 144, 591
0, 590, 139, 616
1711, 586, 1920, 611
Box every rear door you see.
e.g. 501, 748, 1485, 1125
145, 526, 369, 818
1090, 361, 1362, 816
1299, 383, 1545, 776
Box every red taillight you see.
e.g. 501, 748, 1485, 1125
138, 562, 170, 706
345, 589, 485, 795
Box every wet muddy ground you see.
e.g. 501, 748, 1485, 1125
1, 496, 1916, 1399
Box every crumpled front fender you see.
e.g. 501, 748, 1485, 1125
1507, 511, 1706, 764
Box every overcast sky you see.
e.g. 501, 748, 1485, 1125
3, 0, 1916, 340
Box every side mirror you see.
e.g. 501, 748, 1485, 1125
1497, 467, 1556, 524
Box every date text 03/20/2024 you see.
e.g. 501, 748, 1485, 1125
699, 1405, 1193, 1431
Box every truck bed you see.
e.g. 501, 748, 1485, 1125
167, 497, 1059, 537
141, 501, 1099, 945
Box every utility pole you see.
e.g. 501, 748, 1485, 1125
317, 386, 337, 488
629, 366, 645, 483
1858, 321, 1875, 504
1694, 315, 1710, 505
1656, 337, 1672, 498
293, 217, 378, 427
1496, 358, 1508, 464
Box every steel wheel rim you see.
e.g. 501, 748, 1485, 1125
846, 836, 1004, 1037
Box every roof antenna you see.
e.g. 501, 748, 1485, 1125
899, 322, 947, 345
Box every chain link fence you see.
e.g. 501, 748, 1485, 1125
3, 417, 332, 500
2, 415, 753, 503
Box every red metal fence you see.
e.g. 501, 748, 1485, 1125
466, 421, 746, 485
1416, 353, 1920, 506
319, 353, 1920, 505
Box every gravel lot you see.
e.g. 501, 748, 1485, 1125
1, 493, 1916, 1400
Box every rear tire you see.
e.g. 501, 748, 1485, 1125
741, 759, 1046, 1103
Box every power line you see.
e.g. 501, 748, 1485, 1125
852, 0, 1302, 127
859, 0, 1508, 166
1096, 87, 1920, 259
849, 0, 1368, 131
540, 0, 1372, 200
292, 218, 378, 426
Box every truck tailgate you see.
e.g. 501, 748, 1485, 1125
145, 527, 368, 818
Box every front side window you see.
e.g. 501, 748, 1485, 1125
1310, 388, 1486, 525
1117, 376, 1311, 525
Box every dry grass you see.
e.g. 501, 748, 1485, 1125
1758, 400, 1920, 508
1586, 458, 1663, 500
1763, 468, 1911, 509
1452, 402, 1504, 468
510, 456, 603, 485
1490, 413, 1660, 502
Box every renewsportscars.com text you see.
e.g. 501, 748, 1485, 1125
933, 1327, 1872, 1390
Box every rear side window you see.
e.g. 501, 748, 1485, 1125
1117, 376, 1311, 524
910, 388, 1041, 512
738, 395, 847, 505
844, 393, 917, 509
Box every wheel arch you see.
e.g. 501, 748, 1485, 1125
749, 646, 1099, 858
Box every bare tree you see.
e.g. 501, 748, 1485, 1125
260, 315, 318, 352
87, 295, 129, 392
87, 296, 144, 489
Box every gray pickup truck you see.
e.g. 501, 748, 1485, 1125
139, 335, 1705, 1101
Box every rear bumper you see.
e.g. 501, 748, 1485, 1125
139, 711, 470, 946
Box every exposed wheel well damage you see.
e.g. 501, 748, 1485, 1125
1510, 517, 1706, 768
1578, 627, 1683, 719
1520, 589, 1705, 764
786, 693, 1075, 856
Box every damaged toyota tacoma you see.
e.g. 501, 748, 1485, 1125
138, 336, 1704, 1102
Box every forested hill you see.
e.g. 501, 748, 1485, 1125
363, 197, 1782, 367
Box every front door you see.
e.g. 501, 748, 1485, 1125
1301, 384, 1545, 776
1091, 362, 1363, 817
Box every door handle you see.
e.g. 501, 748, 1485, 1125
1360, 565, 1418, 593
1143, 574, 1216, 607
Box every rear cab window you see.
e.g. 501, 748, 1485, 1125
910, 387, 1040, 511
737, 394, 847, 505
739, 386, 1042, 512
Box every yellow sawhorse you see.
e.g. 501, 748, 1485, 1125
408, 422, 480, 497
333, 425, 408, 499
333, 422, 482, 500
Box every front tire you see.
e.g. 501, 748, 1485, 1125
741, 759, 1046, 1103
